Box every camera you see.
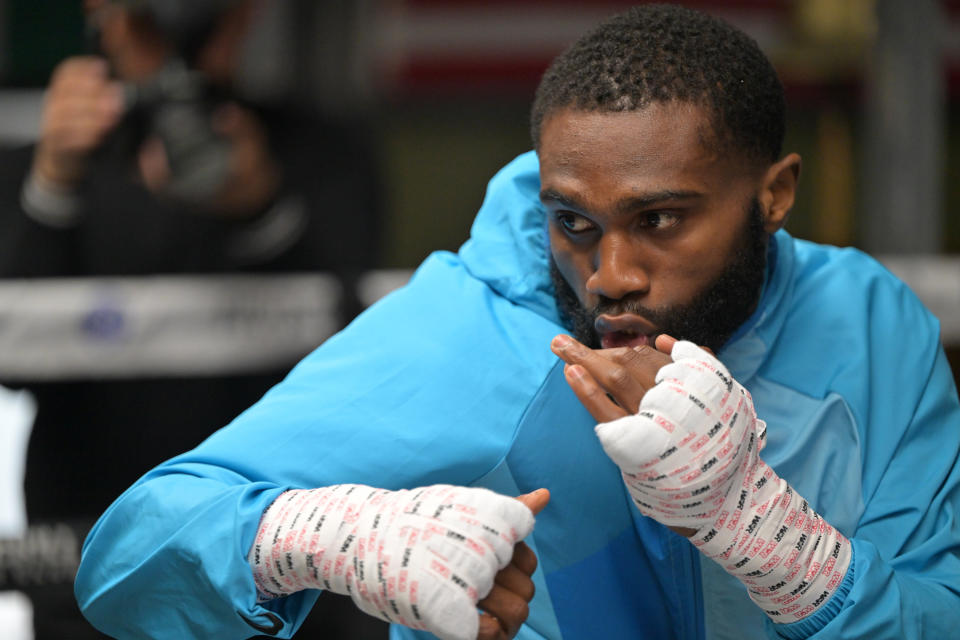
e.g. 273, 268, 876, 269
123, 59, 232, 205
108, 0, 244, 206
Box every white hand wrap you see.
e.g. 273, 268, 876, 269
248, 484, 534, 640
596, 341, 851, 622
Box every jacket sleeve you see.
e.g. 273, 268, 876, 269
0, 146, 80, 277
75, 467, 311, 639
74, 251, 561, 639
773, 277, 960, 639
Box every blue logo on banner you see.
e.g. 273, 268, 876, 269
81, 303, 126, 340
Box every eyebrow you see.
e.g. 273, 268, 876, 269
539, 188, 703, 214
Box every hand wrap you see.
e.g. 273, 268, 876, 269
596, 341, 851, 622
248, 484, 534, 640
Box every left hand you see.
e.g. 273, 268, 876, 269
551, 334, 723, 537
550, 333, 678, 421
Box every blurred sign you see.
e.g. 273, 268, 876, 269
0, 90, 42, 144
0, 263, 954, 382
376, 1, 790, 95
880, 255, 960, 345
0, 274, 341, 380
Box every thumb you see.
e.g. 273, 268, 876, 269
137, 135, 171, 194
516, 488, 550, 516
595, 412, 672, 472
655, 333, 715, 358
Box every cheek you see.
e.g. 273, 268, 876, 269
634, 234, 711, 301
655, 233, 737, 300
549, 239, 591, 298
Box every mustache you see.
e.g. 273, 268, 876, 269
591, 295, 668, 327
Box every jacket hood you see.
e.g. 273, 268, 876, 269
458, 151, 562, 325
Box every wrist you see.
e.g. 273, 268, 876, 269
691, 463, 852, 622
248, 485, 380, 600
20, 167, 83, 228
33, 146, 87, 189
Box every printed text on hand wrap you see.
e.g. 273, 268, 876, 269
248, 484, 534, 640
595, 341, 851, 621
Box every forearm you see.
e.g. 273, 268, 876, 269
247, 483, 538, 640
0, 148, 78, 277
771, 536, 960, 639
596, 342, 852, 627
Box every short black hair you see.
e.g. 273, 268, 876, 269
530, 4, 785, 165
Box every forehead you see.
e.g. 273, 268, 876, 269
538, 103, 739, 201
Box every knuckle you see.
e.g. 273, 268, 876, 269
518, 579, 535, 601
607, 367, 632, 390
633, 344, 660, 360
516, 545, 537, 574
636, 345, 671, 372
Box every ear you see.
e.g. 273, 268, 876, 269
758, 153, 801, 234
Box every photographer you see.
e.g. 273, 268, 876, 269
3, 0, 381, 274
0, 1, 383, 637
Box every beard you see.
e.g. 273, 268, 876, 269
550, 197, 769, 353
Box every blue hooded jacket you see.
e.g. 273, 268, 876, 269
76, 152, 960, 639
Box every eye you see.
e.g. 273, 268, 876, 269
641, 211, 680, 229
555, 212, 595, 234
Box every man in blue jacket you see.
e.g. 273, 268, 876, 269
75, 5, 960, 640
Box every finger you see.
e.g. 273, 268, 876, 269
97, 81, 126, 120
49, 57, 110, 90
137, 136, 171, 192
207, 104, 280, 216
550, 333, 601, 366
477, 584, 530, 638
654, 333, 678, 354
45, 94, 117, 131
41, 84, 123, 157
493, 562, 535, 601
655, 333, 715, 358
553, 335, 668, 411
601, 345, 668, 391
494, 555, 536, 599
47, 110, 119, 148
477, 613, 507, 640
212, 103, 269, 157
46, 61, 115, 115
564, 363, 629, 423
514, 489, 549, 516
507, 541, 537, 576
212, 102, 261, 136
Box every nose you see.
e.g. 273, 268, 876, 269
585, 233, 650, 300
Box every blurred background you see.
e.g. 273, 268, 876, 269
0, 0, 957, 638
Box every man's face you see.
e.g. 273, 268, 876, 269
540, 103, 771, 352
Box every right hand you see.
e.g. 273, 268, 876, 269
477, 489, 550, 640
250, 484, 548, 640
33, 56, 125, 187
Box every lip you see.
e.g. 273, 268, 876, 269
595, 313, 659, 350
